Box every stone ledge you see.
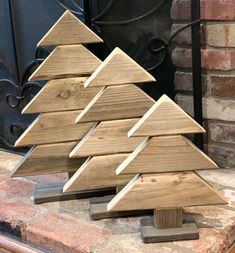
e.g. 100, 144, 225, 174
0, 150, 235, 253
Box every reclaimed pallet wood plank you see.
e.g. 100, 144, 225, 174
116, 135, 218, 175
70, 118, 145, 157
38, 10, 103, 47
128, 94, 205, 137
29, 45, 102, 81
108, 172, 227, 211
63, 154, 134, 192
11, 142, 85, 177
76, 84, 155, 123
84, 47, 155, 88
22, 77, 102, 114
15, 110, 96, 146
34, 182, 114, 204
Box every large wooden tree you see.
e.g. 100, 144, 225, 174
11, 10, 113, 203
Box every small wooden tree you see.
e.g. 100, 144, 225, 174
11, 10, 112, 203
107, 95, 227, 243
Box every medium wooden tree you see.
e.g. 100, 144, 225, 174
62, 47, 157, 219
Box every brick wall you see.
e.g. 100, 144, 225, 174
171, 0, 235, 168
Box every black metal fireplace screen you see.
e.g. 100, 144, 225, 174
0, 0, 202, 151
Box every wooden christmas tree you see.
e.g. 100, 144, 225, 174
107, 95, 227, 243
11, 10, 115, 203
63, 47, 157, 218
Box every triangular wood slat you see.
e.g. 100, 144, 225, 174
63, 154, 134, 192
116, 135, 218, 175
29, 45, 102, 81
75, 84, 155, 123
107, 172, 227, 212
15, 111, 96, 147
37, 10, 103, 47
11, 142, 86, 177
84, 47, 156, 88
22, 78, 102, 114
70, 118, 145, 158
128, 94, 205, 137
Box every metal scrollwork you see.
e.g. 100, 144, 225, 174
1, 0, 203, 150
0, 48, 45, 150
147, 19, 200, 70
55, 0, 84, 16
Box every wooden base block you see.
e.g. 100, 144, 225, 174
90, 195, 115, 205
34, 182, 115, 204
90, 200, 152, 220
140, 216, 199, 243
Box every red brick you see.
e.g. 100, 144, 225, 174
176, 94, 235, 121
0, 175, 8, 184
0, 178, 35, 196
171, 0, 235, 21
171, 24, 192, 44
174, 71, 207, 95
209, 75, 235, 98
202, 50, 235, 71
172, 48, 235, 71
174, 71, 193, 91
0, 196, 36, 222
171, 48, 192, 68
201, 0, 235, 21
0, 196, 36, 239
205, 144, 235, 168
209, 122, 235, 145
171, 0, 191, 21
27, 213, 112, 253
179, 228, 227, 253
171, 23, 206, 45
206, 24, 235, 47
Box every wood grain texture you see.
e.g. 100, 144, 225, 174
63, 154, 134, 192
11, 142, 86, 177
70, 118, 145, 157
76, 84, 155, 123
154, 209, 183, 229
84, 47, 156, 88
116, 135, 218, 175
107, 172, 227, 211
37, 10, 103, 47
15, 110, 96, 147
140, 217, 199, 243
128, 94, 205, 137
22, 78, 102, 114
29, 45, 102, 81
34, 182, 114, 204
